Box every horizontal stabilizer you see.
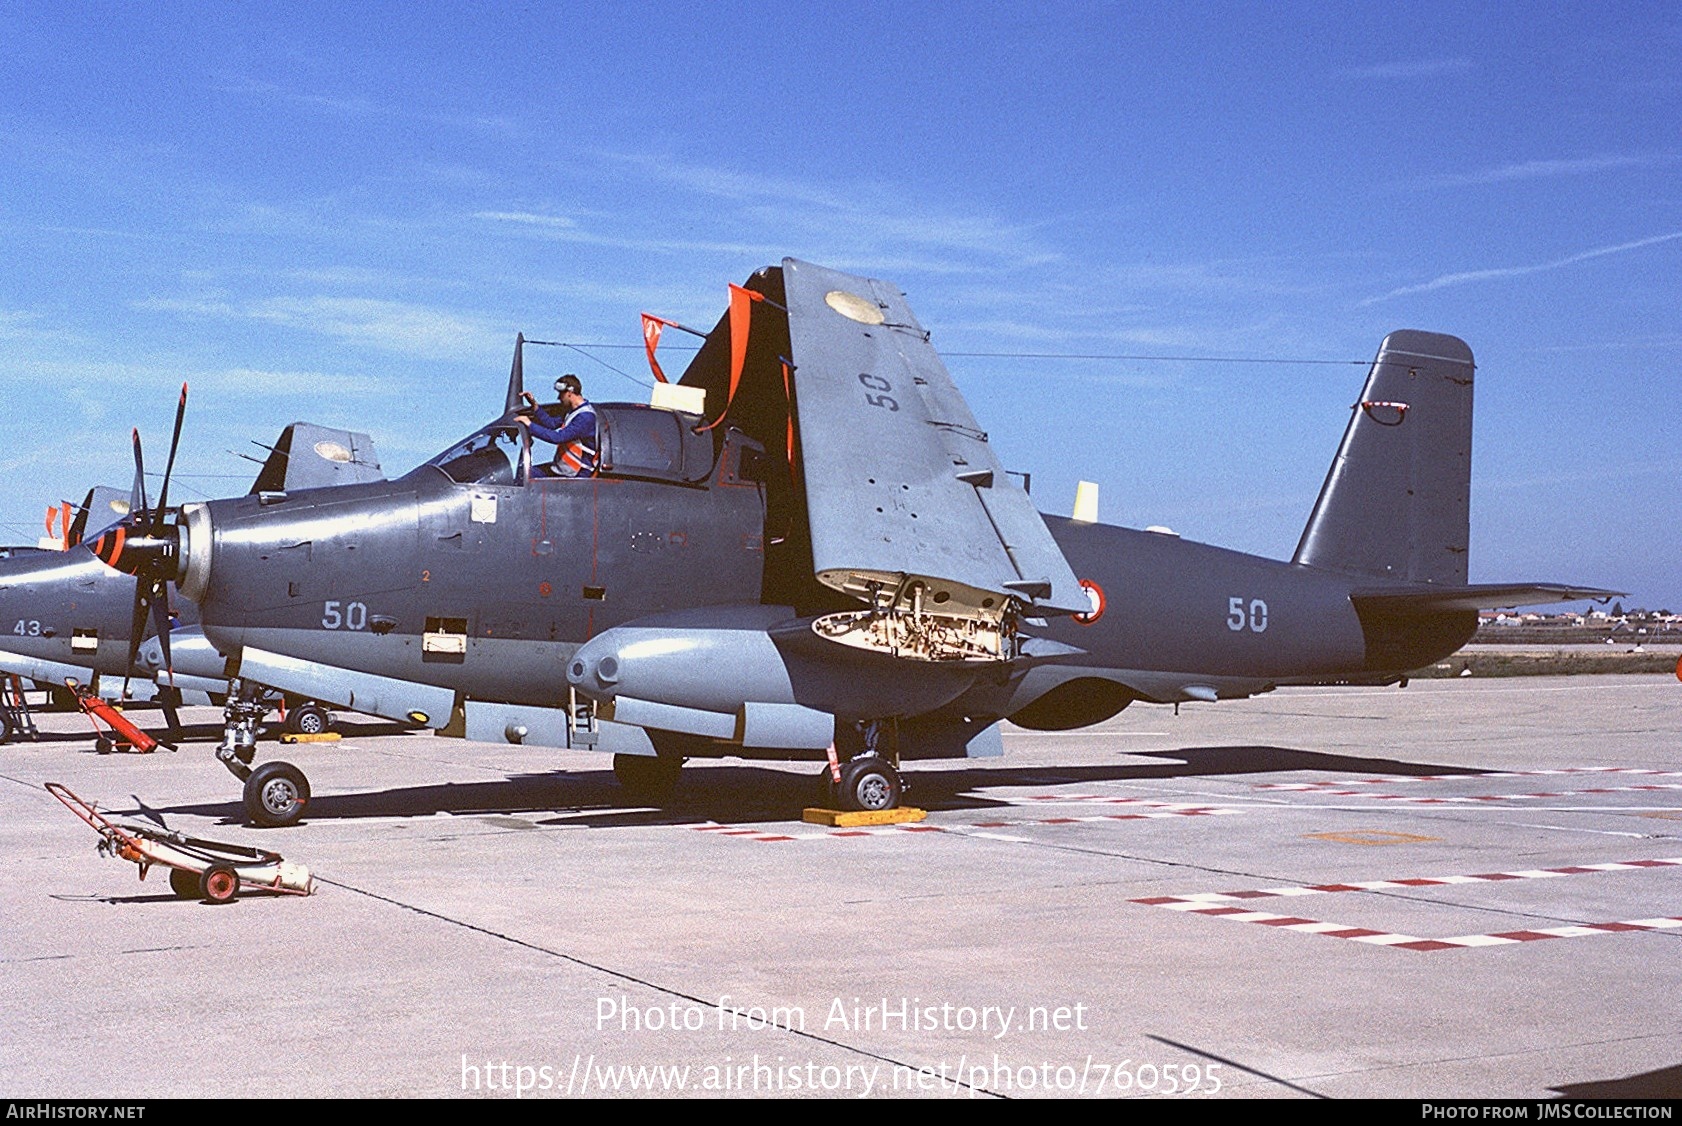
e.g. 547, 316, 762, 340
1350, 583, 1625, 614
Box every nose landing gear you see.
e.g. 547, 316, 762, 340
215, 679, 311, 827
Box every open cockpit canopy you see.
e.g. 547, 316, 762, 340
412, 403, 713, 488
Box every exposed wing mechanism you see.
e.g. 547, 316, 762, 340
782, 258, 1085, 663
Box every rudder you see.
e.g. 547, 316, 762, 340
1293, 330, 1474, 585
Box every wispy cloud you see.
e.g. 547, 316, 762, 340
590, 152, 1064, 271
1419, 153, 1678, 188
1339, 57, 1472, 80
216, 76, 521, 138
472, 208, 781, 259
0, 309, 45, 336
134, 295, 507, 360
1362, 231, 1682, 304
474, 210, 578, 230
0, 355, 397, 399
1481, 457, 1682, 492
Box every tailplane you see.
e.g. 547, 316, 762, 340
1294, 330, 1473, 585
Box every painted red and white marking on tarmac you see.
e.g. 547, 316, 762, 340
688, 821, 949, 843
1257, 767, 1682, 790
1253, 782, 1682, 805
1133, 857, 1682, 951
687, 800, 1239, 844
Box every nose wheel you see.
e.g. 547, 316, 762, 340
244, 760, 311, 827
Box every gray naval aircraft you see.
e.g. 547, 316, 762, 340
105, 259, 1615, 826
0, 485, 155, 734
0, 420, 384, 740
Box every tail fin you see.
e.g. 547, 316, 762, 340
1293, 330, 1474, 585
247, 424, 386, 494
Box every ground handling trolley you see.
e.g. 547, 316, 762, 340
71, 683, 175, 754
46, 782, 313, 903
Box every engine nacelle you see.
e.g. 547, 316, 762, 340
566, 604, 987, 748
136, 626, 228, 682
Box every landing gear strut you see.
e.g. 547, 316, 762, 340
217, 679, 311, 827
214, 679, 263, 780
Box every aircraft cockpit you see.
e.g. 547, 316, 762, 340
415, 403, 717, 488
422, 423, 524, 487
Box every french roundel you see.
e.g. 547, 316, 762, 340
1073, 578, 1105, 625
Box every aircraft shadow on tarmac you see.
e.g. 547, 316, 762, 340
1552, 1063, 1682, 1099
30, 718, 425, 751
136, 744, 1488, 831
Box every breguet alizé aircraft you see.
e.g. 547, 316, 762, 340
104, 259, 1615, 827
0, 423, 385, 740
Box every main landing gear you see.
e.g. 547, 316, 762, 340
283, 701, 333, 737
216, 679, 312, 827
821, 754, 904, 812
819, 719, 907, 812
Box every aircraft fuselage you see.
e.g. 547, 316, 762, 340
189, 442, 1473, 736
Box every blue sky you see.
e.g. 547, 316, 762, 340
2, 2, 1677, 608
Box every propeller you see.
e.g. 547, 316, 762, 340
504, 332, 526, 416
93, 384, 188, 731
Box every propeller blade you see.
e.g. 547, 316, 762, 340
149, 595, 181, 733
129, 428, 149, 524
123, 574, 152, 700
152, 383, 188, 535
504, 333, 526, 416
150, 591, 174, 686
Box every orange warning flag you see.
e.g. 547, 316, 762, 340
640, 314, 672, 384
698, 284, 766, 432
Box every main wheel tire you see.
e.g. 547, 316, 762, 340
199, 864, 240, 904
837, 756, 902, 813
0, 711, 12, 745
168, 867, 201, 899
244, 760, 311, 827
612, 753, 683, 803
284, 702, 332, 736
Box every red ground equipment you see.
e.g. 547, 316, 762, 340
72, 684, 174, 754
46, 782, 312, 903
